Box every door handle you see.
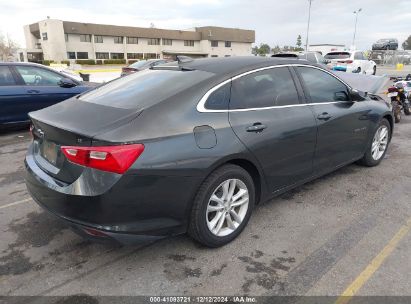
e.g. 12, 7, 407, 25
317, 112, 332, 121
246, 123, 267, 132
27, 89, 40, 94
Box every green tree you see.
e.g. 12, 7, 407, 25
271, 45, 281, 54
252, 43, 271, 56
296, 35, 302, 48
403, 35, 411, 50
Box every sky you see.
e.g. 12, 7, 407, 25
0, 0, 410, 50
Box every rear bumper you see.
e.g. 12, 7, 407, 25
24, 145, 202, 244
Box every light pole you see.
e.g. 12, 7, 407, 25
352, 8, 362, 49
305, 0, 313, 51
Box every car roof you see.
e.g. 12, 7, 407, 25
173, 56, 309, 77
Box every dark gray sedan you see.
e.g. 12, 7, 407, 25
25, 57, 393, 247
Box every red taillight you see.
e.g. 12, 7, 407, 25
387, 87, 398, 93
61, 144, 144, 174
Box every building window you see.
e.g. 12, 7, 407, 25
96, 52, 109, 59
65, 34, 68, 42
114, 36, 124, 44
211, 55, 218, 57
127, 37, 138, 44
211, 40, 218, 47
145, 53, 158, 59
163, 39, 172, 46
80, 34, 91, 42
110, 53, 124, 59
42, 32, 48, 41
127, 53, 144, 59
77, 52, 88, 59
224, 55, 231, 57
67, 52, 76, 59
225, 41, 231, 48
148, 38, 160, 45
94, 35, 104, 43
184, 40, 195, 47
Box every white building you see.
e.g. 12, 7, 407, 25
21, 19, 255, 63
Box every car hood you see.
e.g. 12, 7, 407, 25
333, 71, 389, 96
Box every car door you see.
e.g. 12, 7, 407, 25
11, 65, 78, 114
229, 66, 318, 192
294, 66, 371, 174
0, 65, 28, 124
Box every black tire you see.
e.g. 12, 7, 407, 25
392, 100, 401, 123
358, 118, 391, 167
372, 66, 376, 75
188, 164, 255, 247
404, 102, 411, 115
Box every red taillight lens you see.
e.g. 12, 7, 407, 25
61, 144, 144, 174
387, 87, 398, 93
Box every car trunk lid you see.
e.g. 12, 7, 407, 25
29, 98, 142, 183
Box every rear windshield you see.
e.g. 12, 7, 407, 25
324, 52, 351, 59
129, 60, 151, 69
79, 69, 214, 109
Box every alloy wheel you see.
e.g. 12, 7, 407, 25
371, 125, 389, 160
206, 179, 249, 237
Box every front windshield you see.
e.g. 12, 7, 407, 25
377, 39, 389, 43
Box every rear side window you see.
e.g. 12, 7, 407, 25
80, 69, 214, 109
205, 82, 231, 110
297, 67, 350, 103
354, 52, 365, 60
0, 66, 16, 86
230, 67, 299, 109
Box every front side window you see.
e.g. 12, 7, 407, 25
0, 66, 16, 86
80, 34, 91, 42
205, 83, 231, 110
184, 40, 194, 47
67, 52, 76, 59
296, 67, 350, 103
15, 66, 64, 86
230, 67, 300, 109
114, 36, 124, 44
148, 38, 160, 45
94, 35, 104, 43
76, 52, 88, 59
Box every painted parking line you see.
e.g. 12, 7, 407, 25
0, 197, 32, 210
335, 216, 411, 304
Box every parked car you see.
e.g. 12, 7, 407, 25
48, 66, 83, 82
272, 51, 328, 66
0, 62, 96, 128
325, 51, 377, 75
25, 57, 393, 247
121, 59, 169, 76
372, 38, 398, 50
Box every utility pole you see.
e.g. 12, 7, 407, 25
352, 8, 362, 49
305, 0, 313, 51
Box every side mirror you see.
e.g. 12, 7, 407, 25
58, 78, 77, 88
349, 89, 367, 101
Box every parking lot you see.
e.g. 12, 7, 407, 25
1, 100, 411, 302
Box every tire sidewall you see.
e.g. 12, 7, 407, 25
195, 166, 255, 247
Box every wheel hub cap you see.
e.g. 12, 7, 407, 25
206, 178, 249, 237
371, 125, 389, 161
